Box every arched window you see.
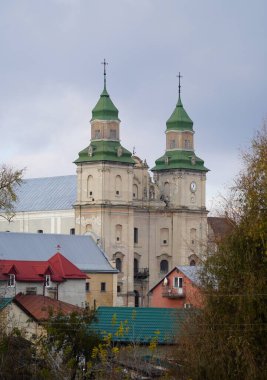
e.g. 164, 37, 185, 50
190, 260, 196, 266
133, 184, 138, 199
115, 175, 122, 196
134, 258, 139, 274
164, 182, 170, 198
115, 258, 122, 272
87, 175, 93, 197
160, 260, 169, 273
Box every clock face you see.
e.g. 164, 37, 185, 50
190, 181, 197, 192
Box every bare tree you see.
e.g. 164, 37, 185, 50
0, 165, 24, 221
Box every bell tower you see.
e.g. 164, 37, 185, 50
151, 74, 209, 267
74, 60, 135, 306
152, 73, 208, 210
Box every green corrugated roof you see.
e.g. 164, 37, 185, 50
166, 97, 193, 131
91, 86, 120, 121
152, 150, 208, 172
74, 140, 135, 165
89, 307, 189, 344
0, 297, 13, 310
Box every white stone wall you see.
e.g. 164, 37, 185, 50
0, 209, 75, 234
57, 279, 86, 307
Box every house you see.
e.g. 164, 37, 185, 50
0, 294, 81, 339
0, 232, 118, 307
148, 265, 203, 309
0, 252, 87, 306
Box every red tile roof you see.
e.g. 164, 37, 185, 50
14, 293, 81, 321
0, 252, 87, 283
48, 252, 87, 279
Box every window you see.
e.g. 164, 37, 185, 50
45, 275, 51, 287
115, 175, 122, 196
117, 285, 121, 293
95, 129, 101, 139
190, 228, 197, 245
133, 184, 138, 199
184, 303, 193, 309
190, 259, 196, 266
160, 228, 169, 245
8, 274, 15, 287
115, 258, 122, 272
37, 230, 43, 234
87, 175, 93, 198
134, 258, 139, 274
85, 282, 90, 292
70, 228, 75, 235
109, 129, 116, 139
170, 139, 176, 149
26, 287, 37, 295
184, 139, 191, 149
134, 228, 138, 244
115, 224, 122, 242
164, 182, 170, 198
160, 260, 169, 273
101, 282, 106, 292
174, 277, 183, 288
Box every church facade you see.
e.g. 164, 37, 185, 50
0, 72, 209, 307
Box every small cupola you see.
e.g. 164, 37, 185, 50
91, 59, 120, 122
166, 73, 193, 131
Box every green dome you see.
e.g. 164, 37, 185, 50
166, 97, 193, 131
91, 86, 120, 121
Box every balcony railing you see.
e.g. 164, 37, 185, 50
134, 268, 149, 280
162, 287, 185, 298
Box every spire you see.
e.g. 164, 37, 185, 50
177, 72, 182, 99
101, 58, 108, 92
166, 73, 193, 130
91, 59, 120, 121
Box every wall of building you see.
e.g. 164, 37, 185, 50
57, 279, 86, 307
85, 272, 117, 308
0, 210, 75, 234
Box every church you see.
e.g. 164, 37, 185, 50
0, 67, 209, 307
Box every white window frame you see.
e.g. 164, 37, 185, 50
45, 274, 51, 288
8, 274, 16, 287
173, 277, 183, 288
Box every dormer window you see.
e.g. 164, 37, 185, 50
45, 275, 51, 288
8, 274, 15, 287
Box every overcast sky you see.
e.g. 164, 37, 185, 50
1, 0, 266, 212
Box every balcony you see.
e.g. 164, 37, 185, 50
162, 287, 185, 298
134, 268, 149, 280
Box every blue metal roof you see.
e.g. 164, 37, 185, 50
176, 265, 202, 287
0, 232, 117, 273
90, 306, 189, 344
14, 175, 76, 212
